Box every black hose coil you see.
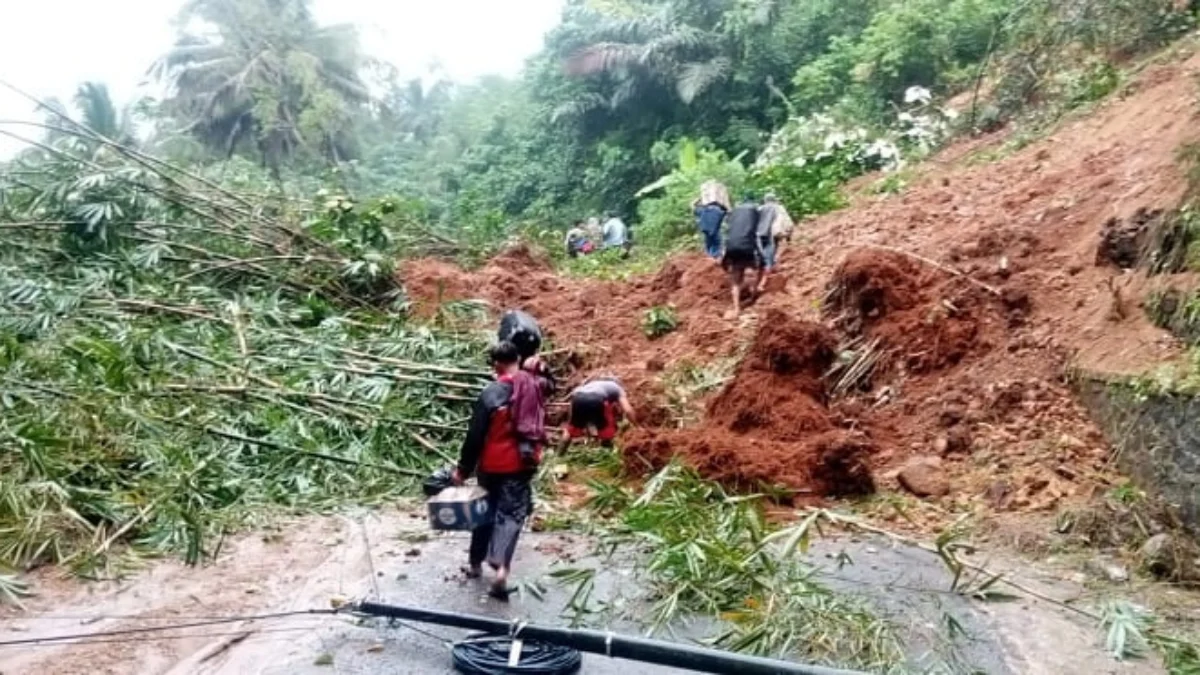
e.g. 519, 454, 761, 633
452, 634, 582, 675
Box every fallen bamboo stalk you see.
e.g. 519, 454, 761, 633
273, 332, 491, 377
115, 299, 231, 325
93, 499, 160, 558
201, 427, 425, 477
815, 511, 1097, 620
132, 221, 281, 251
327, 362, 482, 391
175, 254, 345, 283
409, 431, 456, 464
864, 245, 1002, 296
0, 111, 344, 261
0, 128, 263, 245
94, 303, 478, 382
161, 383, 467, 432
254, 353, 481, 391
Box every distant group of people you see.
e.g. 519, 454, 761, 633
693, 181, 794, 317
450, 310, 633, 600
565, 214, 631, 258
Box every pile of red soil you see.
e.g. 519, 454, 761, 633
826, 249, 1014, 374
624, 310, 877, 499
400, 258, 475, 318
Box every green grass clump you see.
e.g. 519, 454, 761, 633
641, 304, 680, 339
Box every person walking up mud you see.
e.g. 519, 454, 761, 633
693, 199, 727, 260
754, 192, 794, 293
722, 195, 764, 317
693, 180, 731, 260
453, 341, 552, 600
563, 377, 635, 447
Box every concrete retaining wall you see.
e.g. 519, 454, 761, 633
1076, 378, 1200, 533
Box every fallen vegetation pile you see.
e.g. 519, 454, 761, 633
0, 117, 485, 578
552, 459, 905, 672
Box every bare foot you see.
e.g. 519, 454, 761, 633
488, 582, 511, 601
489, 566, 511, 601
723, 309, 738, 320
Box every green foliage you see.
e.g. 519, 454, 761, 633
872, 172, 909, 195
661, 357, 738, 427
1103, 601, 1152, 660
749, 162, 849, 220
990, 0, 1193, 120
1067, 60, 1122, 108
791, 0, 1006, 115
1154, 632, 1200, 675
46, 0, 1179, 246
636, 138, 747, 250
641, 304, 679, 339
561, 463, 904, 670
1108, 480, 1148, 506
0, 571, 31, 608
0, 134, 484, 576
1100, 600, 1200, 674
31, 0, 1185, 241
1146, 288, 1200, 346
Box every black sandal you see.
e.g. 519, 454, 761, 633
460, 565, 482, 579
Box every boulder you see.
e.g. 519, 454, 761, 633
898, 457, 950, 498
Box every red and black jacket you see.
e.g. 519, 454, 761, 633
457, 375, 545, 477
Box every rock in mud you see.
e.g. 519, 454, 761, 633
1095, 208, 1164, 270
1141, 533, 1174, 577
1085, 556, 1130, 583
934, 428, 972, 456
984, 480, 1012, 509
898, 457, 950, 498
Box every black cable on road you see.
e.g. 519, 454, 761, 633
353, 600, 868, 675
6, 626, 319, 648
0, 609, 336, 648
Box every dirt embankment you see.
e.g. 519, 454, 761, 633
399, 50, 1200, 512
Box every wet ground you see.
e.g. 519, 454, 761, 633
0, 506, 1164, 674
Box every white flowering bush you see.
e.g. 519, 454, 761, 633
748, 86, 959, 217
756, 86, 958, 174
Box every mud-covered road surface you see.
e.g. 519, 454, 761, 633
0, 506, 1163, 674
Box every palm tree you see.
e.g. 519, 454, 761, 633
150, 0, 370, 174
36, 82, 138, 156
72, 82, 137, 146
553, 0, 785, 121
382, 78, 454, 144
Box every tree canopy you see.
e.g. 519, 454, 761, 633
17, 0, 1192, 243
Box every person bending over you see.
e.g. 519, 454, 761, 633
563, 377, 635, 447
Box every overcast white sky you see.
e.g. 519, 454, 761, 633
0, 0, 565, 157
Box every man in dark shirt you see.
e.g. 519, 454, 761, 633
453, 341, 552, 600
722, 196, 764, 317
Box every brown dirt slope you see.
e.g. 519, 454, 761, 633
399, 51, 1200, 514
